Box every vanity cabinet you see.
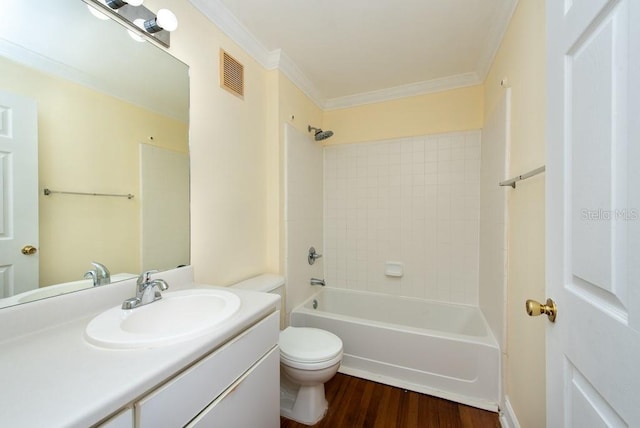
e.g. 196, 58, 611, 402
100, 408, 134, 428
100, 312, 279, 428
187, 348, 279, 427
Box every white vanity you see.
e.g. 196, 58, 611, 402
0, 267, 281, 427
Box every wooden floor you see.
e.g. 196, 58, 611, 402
280, 374, 500, 428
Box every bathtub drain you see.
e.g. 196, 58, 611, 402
312, 299, 318, 309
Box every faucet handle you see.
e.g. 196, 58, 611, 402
138, 269, 159, 285
90, 262, 111, 277
84, 270, 97, 286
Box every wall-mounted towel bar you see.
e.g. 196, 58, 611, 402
499, 166, 545, 188
43, 188, 135, 199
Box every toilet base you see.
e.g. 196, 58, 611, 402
280, 375, 328, 425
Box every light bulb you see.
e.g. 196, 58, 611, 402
128, 18, 147, 42
106, 0, 143, 9
156, 9, 178, 32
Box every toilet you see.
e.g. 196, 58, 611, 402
232, 274, 343, 425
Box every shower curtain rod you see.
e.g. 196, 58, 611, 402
499, 166, 546, 188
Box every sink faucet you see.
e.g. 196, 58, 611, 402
310, 278, 325, 286
121, 270, 169, 309
84, 262, 111, 287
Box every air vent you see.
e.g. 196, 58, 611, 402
220, 49, 244, 99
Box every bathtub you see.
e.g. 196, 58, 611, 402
290, 288, 500, 411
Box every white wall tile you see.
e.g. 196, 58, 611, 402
324, 131, 481, 305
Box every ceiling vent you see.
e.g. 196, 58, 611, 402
220, 49, 244, 99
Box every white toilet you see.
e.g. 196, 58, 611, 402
232, 274, 343, 425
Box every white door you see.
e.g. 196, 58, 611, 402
546, 1, 640, 426
0, 90, 38, 297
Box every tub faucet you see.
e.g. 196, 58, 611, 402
121, 270, 169, 309
84, 262, 111, 287
310, 278, 325, 286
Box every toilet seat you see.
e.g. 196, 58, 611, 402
279, 327, 343, 369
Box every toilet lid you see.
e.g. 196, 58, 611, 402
279, 327, 343, 363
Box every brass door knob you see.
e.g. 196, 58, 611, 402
526, 298, 557, 322
21, 245, 38, 255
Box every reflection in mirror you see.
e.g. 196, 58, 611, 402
0, 0, 190, 307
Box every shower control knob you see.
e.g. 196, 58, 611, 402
308, 247, 323, 265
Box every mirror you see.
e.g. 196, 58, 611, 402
0, 1, 190, 307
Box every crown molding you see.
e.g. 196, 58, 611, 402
187, 0, 508, 112
0, 38, 185, 121
476, 0, 520, 81
275, 49, 326, 108
188, 0, 273, 68
188, 0, 326, 108
323, 72, 482, 111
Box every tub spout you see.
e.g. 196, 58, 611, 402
310, 278, 325, 286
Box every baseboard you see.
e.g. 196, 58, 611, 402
499, 396, 521, 428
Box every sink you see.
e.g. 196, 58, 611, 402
85, 289, 241, 349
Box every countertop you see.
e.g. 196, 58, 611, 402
0, 267, 279, 427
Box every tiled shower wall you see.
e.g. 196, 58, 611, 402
324, 130, 481, 305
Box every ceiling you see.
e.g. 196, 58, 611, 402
189, 0, 518, 109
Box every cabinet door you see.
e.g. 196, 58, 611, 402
136, 313, 278, 427
187, 347, 279, 428
98, 407, 133, 428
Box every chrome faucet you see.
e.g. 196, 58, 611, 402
121, 270, 169, 309
310, 278, 325, 286
84, 262, 111, 287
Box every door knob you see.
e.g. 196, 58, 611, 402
525, 298, 557, 322
21, 245, 38, 255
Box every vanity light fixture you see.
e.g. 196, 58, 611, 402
106, 0, 144, 9
127, 9, 177, 43
83, 0, 177, 48
87, 0, 110, 20
143, 9, 178, 33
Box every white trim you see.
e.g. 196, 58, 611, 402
188, 0, 326, 109
0, 39, 90, 87
500, 396, 521, 428
187, 0, 513, 111
324, 72, 482, 110
188, 0, 273, 68
276, 50, 326, 108
476, 0, 520, 80
0, 38, 184, 121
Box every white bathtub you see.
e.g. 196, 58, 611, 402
290, 288, 500, 411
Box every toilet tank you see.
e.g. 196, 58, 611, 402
231, 274, 285, 328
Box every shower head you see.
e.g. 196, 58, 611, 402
308, 125, 334, 141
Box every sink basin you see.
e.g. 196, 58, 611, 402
85, 289, 241, 349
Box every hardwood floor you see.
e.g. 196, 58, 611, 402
280, 374, 500, 428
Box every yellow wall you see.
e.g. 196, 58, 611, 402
483, 0, 546, 426
322, 85, 484, 145
0, 56, 188, 287
151, 0, 272, 285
